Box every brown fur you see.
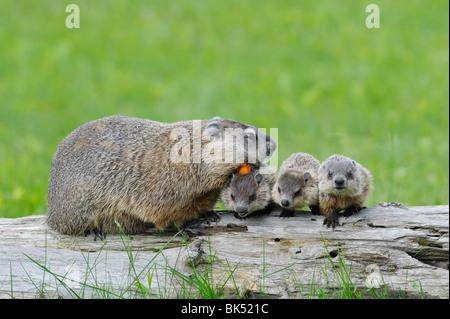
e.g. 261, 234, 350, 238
46, 116, 276, 235
220, 163, 276, 218
272, 152, 320, 214
318, 154, 373, 228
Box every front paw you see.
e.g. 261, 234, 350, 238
343, 206, 364, 217
179, 211, 221, 240
198, 210, 221, 225
280, 209, 295, 218
179, 219, 205, 241
323, 214, 340, 229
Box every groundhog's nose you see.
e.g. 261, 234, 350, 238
281, 199, 291, 208
334, 176, 346, 188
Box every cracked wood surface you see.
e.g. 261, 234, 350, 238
0, 204, 448, 298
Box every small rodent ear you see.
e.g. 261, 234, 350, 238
255, 174, 263, 185
226, 172, 236, 185
352, 160, 356, 167
303, 172, 311, 184
206, 122, 223, 140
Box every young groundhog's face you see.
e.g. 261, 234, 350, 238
225, 171, 269, 218
275, 169, 311, 209
319, 159, 361, 196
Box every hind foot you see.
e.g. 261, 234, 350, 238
84, 229, 106, 241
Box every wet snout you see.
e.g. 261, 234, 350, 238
280, 197, 293, 208
333, 175, 347, 190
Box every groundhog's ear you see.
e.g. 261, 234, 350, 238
255, 174, 263, 185
206, 122, 223, 140
303, 172, 311, 184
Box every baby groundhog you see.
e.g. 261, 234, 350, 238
46, 115, 276, 238
272, 152, 320, 217
318, 154, 373, 228
220, 163, 276, 218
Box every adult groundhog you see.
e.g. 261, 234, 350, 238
318, 154, 373, 228
220, 163, 276, 219
272, 152, 320, 217
46, 115, 276, 238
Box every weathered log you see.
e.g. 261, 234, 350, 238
0, 204, 448, 299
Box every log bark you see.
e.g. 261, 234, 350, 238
0, 204, 448, 299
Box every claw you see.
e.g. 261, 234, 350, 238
93, 229, 106, 241
343, 205, 364, 217
323, 214, 340, 229
84, 229, 106, 241
178, 211, 220, 240
179, 225, 204, 241
199, 210, 221, 223
279, 209, 294, 218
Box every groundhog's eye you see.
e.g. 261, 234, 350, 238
277, 187, 281, 194
294, 189, 302, 197
347, 171, 353, 178
231, 194, 235, 201
249, 194, 256, 202
328, 170, 332, 178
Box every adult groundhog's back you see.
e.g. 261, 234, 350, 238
50, 116, 160, 171
48, 115, 166, 197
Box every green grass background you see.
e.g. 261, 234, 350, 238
0, 0, 448, 218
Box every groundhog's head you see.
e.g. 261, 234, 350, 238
319, 155, 363, 196
222, 170, 270, 218
273, 169, 311, 209
201, 117, 277, 165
